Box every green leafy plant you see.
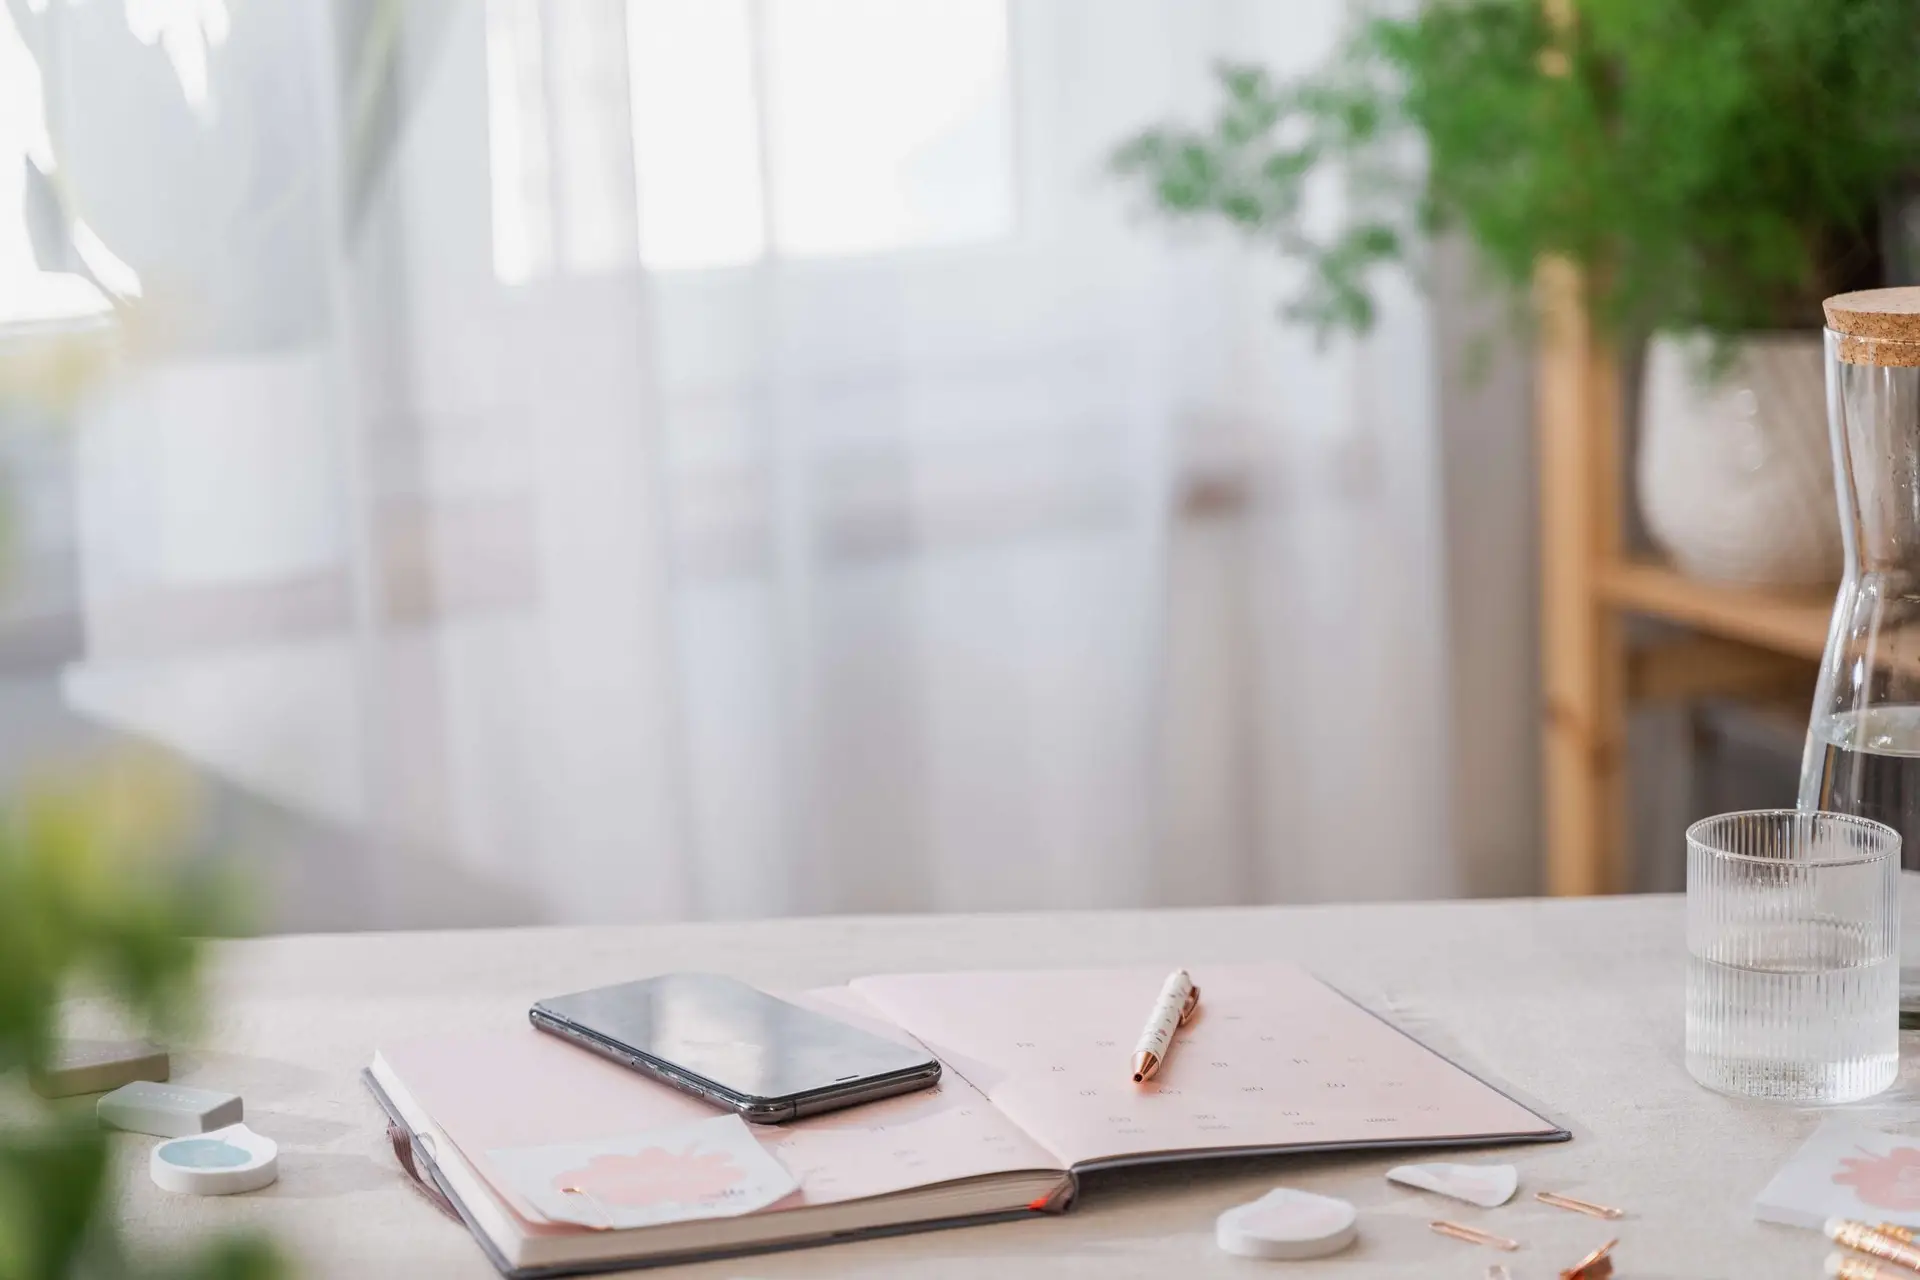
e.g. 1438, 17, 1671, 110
1112, 0, 1920, 343
0, 327, 280, 1280
0, 755, 284, 1280
0, 2, 439, 1270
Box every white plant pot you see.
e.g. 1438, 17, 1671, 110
1636, 331, 1839, 587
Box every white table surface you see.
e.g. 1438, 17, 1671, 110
116, 895, 1919, 1278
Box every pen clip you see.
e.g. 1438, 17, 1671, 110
1178, 986, 1200, 1024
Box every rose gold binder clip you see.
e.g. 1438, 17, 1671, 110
1535, 1190, 1625, 1220
1430, 1219, 1520, 1251
1558, 1237, 1617, 1280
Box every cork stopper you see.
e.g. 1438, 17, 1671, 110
1825, 288, 1920, 366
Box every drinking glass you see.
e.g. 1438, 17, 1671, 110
1686, 809, 1899, 1103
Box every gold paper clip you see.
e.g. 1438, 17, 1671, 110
1879, 1223, 1920, 1245
1430, 1219, 1520, 1251
1559, 1237, 1617, 1280
1535, 1190, 1626, 1220
559, 1185, 614, 1230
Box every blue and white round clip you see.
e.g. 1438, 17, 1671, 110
150, 1122, 278, 1195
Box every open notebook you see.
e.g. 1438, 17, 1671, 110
366, 965, 1566, 1276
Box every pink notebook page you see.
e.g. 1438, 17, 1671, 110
378, 988, 1057, 1234
851, 965, 1559, 1167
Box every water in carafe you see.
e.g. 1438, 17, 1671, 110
1801, 706, 1920, 874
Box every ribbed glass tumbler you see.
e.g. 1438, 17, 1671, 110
1686, 810, 1900, 1103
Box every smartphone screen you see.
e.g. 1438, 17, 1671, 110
531, 973, 939, 1120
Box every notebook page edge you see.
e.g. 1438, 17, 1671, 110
852, 965, 1566, 1168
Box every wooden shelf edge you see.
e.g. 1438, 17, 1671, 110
1595, 559, 1835, 662
1626, 634, 1813, 704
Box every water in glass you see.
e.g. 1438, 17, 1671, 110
1686, 811, 1898, 1103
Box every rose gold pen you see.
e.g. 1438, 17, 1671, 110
1130, 969, 1200, 1083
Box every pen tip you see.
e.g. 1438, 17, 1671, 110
1131, 1072, 1143, 1082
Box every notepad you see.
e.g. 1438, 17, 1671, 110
1754, 1119, 1920, 1231
366, 964, 1565, 1277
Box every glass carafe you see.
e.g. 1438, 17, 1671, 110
1800, 288, 1920, 1017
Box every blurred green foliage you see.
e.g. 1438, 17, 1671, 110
1112, 0, 1920, 342
0, 2, 435, 1271
0, 756, 284, 1280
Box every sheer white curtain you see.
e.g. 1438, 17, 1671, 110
6, 0, 1484, 928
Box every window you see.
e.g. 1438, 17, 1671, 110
0, 5, 128, 325
486, 0, 1015, 282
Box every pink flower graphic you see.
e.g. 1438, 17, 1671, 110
1834, 1147, 1920, 1211
553, 1148, 746, 1208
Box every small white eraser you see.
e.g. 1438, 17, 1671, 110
99, 1081, 243, 1137
30, 1039, 168, 1098
1216, 1187, 1358, 1259
150, 1123, 278, 1195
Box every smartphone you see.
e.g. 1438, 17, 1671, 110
529, 972, 941, 1123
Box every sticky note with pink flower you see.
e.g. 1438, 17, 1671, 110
1756, 1119, 1920, 1231
489, 1114, 800, 1230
